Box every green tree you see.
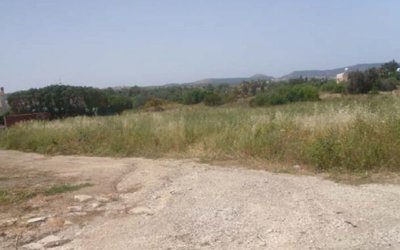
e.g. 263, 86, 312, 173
203, 92, 223, 106
240, 81, 249, 96
250, 81, 258, 96
182, 89, 205, 105
347, 71, 371, 94
380, 60, 399, 79
365, 68, 380, 90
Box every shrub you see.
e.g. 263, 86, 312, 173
144, 97, 165, 108
44, 183, 92, 196
0, 189, 37, 204
347, 68, 397, 94
379, 78, 398, 91
132, 95, 151, 109
251, 84, 319, 106
320, 81, 346, 93
107, 95, 133, 114
347, 71, 371, 94
182, 89, 205, 105
203, 92, 223, 106
287, 85, 320, 102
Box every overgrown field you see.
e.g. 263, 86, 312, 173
1, 95, 400, 172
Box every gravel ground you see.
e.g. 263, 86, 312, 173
1, 151, 400, 250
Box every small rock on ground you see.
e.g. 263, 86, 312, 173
26, 217, 47, 225
68, 206, 83, 212
74, 195, 93, 202
39, 235, 70, 248
21, 242, 44, 250
128, 206, 153, 215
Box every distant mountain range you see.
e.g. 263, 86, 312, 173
185, 63, 383, 86
279, 63, 383, 80
188, 74, 273, 86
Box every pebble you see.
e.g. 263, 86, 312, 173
64, 220, 73, 226
96, 196, 111, 203
68, 206, 83, 212
293, 165, 301, 170
128, 206, 153, 215
91, 202, 100, 209
21, 242, 44, 250
74, 194, 93, 202
39, 235, 69, 248
27, 217, 47, 225
68, 212, 88, 217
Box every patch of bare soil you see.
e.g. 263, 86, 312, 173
0, 150, 400, 250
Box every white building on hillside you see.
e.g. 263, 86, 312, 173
336, 68, 349, 84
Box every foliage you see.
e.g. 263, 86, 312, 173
0, 189, 37, 204
144, 97, 165, 108
182, 89, 206, 105
0, 183, 92, 204
107, 95, 133, 114
5, 59, 399, 120
378, 78, 399, 91
7, 85, 117, 117
203, 92, 223, 106
379, 60, 399, 79
251, 84, 319, 106
44, 183, 92, 196
346, 60, 399, 94
347, 71, 371, 94
320, 81, 346, 93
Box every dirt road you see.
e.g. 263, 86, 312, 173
1, 150, 400, 250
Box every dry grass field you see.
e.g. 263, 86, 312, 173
1, 94, 400, 173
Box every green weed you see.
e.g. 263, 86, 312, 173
0, 189, 37, 204
44, 183, 92, 196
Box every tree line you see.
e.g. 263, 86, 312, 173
7, 85, 132, 118
346, 60, 400, 94
5, 60, 400, 117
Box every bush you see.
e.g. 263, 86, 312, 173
379, 78, 398, 91
320, 81, 346, 93
203, 92, 223, 106
347, 71, 372, 94
287, 85, 320, 102
182, 89, 205, 105
44, 183, 92, 196
251, 84, 319, 106
107, 95, 133, 114
132, 95, 151, 109
143, 97, 166, 111
144, 97, 165, 108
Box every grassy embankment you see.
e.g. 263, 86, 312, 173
1, 94, 400, 173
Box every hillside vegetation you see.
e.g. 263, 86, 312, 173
1, 95, 400, 173
1, 60, 399, 173
5, 61, 398, 120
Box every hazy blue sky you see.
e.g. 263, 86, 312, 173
1, 0, 399, 92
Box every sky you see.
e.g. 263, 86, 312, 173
0, 0, 399, 92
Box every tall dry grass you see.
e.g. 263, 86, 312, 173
1, 95, 400, 172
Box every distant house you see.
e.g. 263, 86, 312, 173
336, 68, 349, 84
